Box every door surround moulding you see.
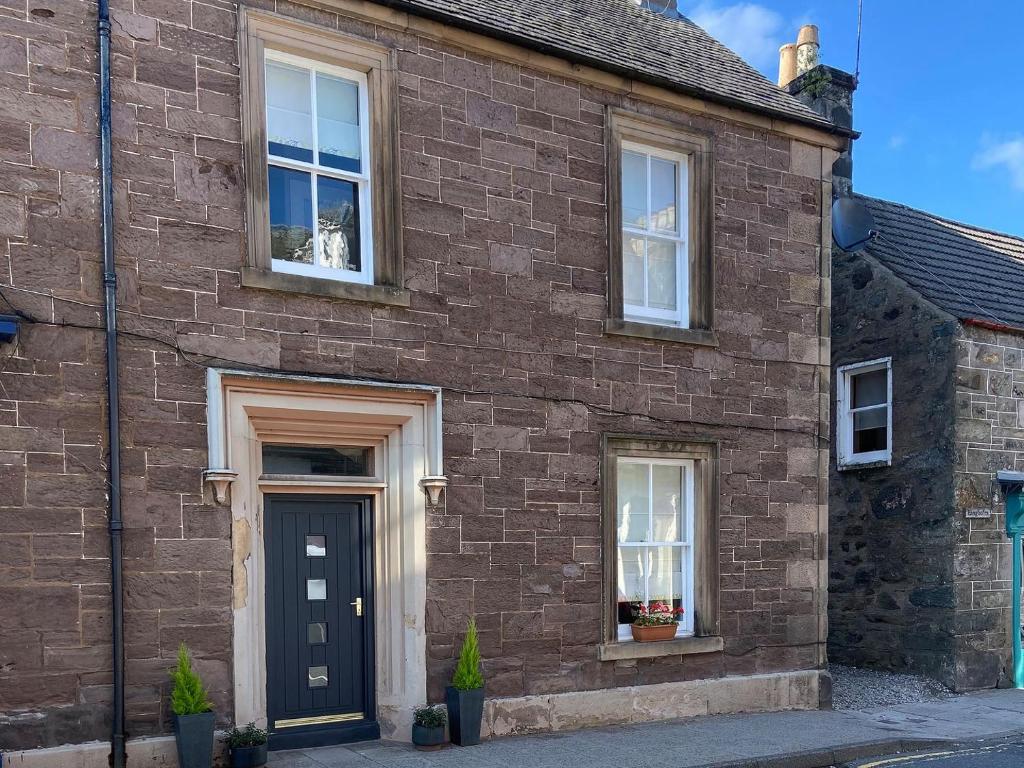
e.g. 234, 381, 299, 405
205, 369, 443, 741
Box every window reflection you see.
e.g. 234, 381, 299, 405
308, 622, 328, 644
306, 579, 327, 601
308, 665, 328, 688
306, 535, 326, 557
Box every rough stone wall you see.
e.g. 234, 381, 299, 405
0, 0, 831, 750
828, 252, 961, 685
951, 324, 1024, 690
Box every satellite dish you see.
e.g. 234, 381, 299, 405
832, 196, 877, 252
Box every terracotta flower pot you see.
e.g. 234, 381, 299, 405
631, 623, 678, 642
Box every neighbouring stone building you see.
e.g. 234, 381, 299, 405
828, 194, 1024, 691
0, 0, 850, 762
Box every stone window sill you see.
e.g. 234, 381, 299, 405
837, 457, 892, 472
597, 635, 724, 661
241, 267, 411, 307
604, 318, 719, 347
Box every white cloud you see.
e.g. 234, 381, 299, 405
972, 136, 1024, 191
683, 2, 786, 73
888, 135, 907, 151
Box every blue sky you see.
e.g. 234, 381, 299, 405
678, 1, 1024, 236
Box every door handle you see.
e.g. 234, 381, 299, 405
350, 597, 363, 617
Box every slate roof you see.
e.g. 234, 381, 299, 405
858, 195, 1024, 330
378, 0, 845, 133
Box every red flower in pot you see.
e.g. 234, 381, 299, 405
630, 601, 685, 642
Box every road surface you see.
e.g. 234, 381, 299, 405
847, 740, 1024, 767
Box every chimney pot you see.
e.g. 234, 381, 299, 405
796, 24, 819, 47
796, 24, 820, 75
778, 43, 797, 87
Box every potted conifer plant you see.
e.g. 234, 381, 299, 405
444, 617, 485, 746
411, 705, 447, 750
226, 722, 268, 767
169, 643, 215, 768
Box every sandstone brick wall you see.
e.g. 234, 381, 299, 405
0, 0, 830, 749
828, 250, 961, 686
951, 325, 1024, 689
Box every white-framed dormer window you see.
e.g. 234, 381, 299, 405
265, 50, 373, 284
620, 141, 690, 328
615, 456, 695, 640
837, 357, 893, 468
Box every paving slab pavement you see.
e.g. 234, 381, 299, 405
267, 689, 1024, 768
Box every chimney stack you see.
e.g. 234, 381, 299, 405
777, 24, 857, 197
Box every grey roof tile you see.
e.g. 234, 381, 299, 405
857, 195, 1024, 329
379, 0, 839, 131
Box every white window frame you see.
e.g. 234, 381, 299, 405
615, 456, 696, 641
620, 140, 690, 329
837, 357, 893, 468
264, 49, 374, 285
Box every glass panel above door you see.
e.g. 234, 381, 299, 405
261, 445, 373, 476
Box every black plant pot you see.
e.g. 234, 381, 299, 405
230, 743, 268, 768
445, 686, 484, 746
411, 724, 446, 749
173, 712, 215, 768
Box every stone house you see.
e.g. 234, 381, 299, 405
828, 194, 1024, 691
0, 0, 850, 762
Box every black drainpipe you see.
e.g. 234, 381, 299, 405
97, 0, 126, 766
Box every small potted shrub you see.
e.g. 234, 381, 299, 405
444, 617, 484, 746
411, 705, 447, 750
169, 643, 215, 768
631, 601, 685, 642
226, 722, 268, 767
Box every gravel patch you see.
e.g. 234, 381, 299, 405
830, 663, 956, 711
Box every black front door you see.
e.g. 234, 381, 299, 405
264, 495, 378, 748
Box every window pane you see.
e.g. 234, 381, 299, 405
853, 407, 887, 453
306, 579, 327, 601
652, 464, 683, 542
623, 234, 645, 307
316, 176, 361, 271
647, 238, 677, 311
648, 547, 682, 612
305, 535, 326, 557
650, 157, 677, 232
308, 665, 328, 688
316, 73, 361, 173
262, 444, 372, 476
851, 368, 887, 408
622, 150, 647, 228
617, 461, 649, 543
308, 622, 328, 644
266, 60, 313, 163
617, 545, 646, 606
269, 166, 313, 264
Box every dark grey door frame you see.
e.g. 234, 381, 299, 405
264, 494, 379, 749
